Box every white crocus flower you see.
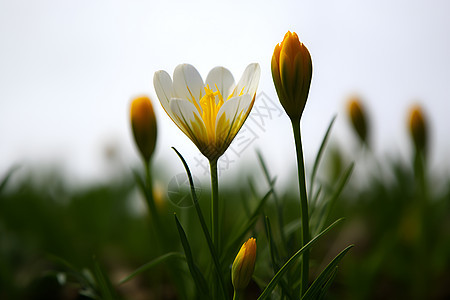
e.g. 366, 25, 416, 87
153, 63, 261, 161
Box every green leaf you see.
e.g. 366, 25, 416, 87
310, 116, 336, 197
174, 214, 210, 297
0, 165, 20, 194
224, 188, 273, 263
119, 252, 185, 285
318, 267, 338, 300
172, 147, 228, 299
92, 257, 121, 300
316, 163, 354, 234
264, 217, 279, 274
264, 217, 294, 300
310, 185, 323, 213
302, 245, 353, 300
257, 218, 344, 300
257, 150, 287, 248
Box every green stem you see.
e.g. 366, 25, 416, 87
209, 158, 219, 251
413, 150, 427, 203
144, 160, 160, 226
143, 160, 189, 297
172, 148, 228, 299
143, 160, 166, 256
233, 289, 244, 300
291, 118, 310, 296
412, 149, 428, 299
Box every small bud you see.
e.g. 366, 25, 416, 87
130, 96, 157, 163
409, 105, 427, 154
152, 181, 166, 212
272, 31, 312, 120
232, 238, 257, 291
347, 97, 369, 144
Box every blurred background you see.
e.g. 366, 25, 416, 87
1, 0, 450, 299
1, 0, 450, 183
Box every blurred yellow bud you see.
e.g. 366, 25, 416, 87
347, 97, 369, 144
409, 105, 427, 154
152, 180, 166, 212
232, 237, 256, 291
130, 96, 157, 163
272, 31, 312, 120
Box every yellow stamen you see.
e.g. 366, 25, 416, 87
186, 86, 202, 114
199, 85, 224, 143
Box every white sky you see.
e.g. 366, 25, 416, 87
1, 0, 450, 185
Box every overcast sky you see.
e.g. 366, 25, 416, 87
1, 0, 449, 185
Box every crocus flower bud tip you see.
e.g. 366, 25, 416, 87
409, 105, 427, 154
347, 97, 368, 144
232, 237, 257, 291
272, 31, 312, 120
130, 96, 158, 163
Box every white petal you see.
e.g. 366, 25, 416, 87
173, 64, 205, 107
153, 70, 174, 117
215, 94, 252, 142
205, 66, 235, 100
169, 98, 207, 143
232, 63, 261, 98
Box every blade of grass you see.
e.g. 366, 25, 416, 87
316, 163, 354, 234
0, 165, 20, 194
283, 218, 301, 238
119, 252, 185, 285
257, 218, 344, 300
264, 216, 294, 300
257, 150, 287, 247
318, 267, 338, 300
309, 185, 323, 217
310, 116, 336, 198
92, 256, 121, 300
224, 188, 273, 262
240, 179, 254, 217
301, 245, 353, 300
172, 148, 228, 299
174, 214, 210, 297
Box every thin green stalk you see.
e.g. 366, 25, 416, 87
172, 148, 228, 299
233, 289, 245, 300
209, 158, 219, 251
412, 149, 428, 299
144, 160, 161, 227
291, 118, 310, 296
142, 160, 187, 298
257, 151, 287, 250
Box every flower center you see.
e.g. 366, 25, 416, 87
199, 85, 224, 143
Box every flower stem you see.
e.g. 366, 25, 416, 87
233, 289, 244, 300
209, 158, 219, 251
144, 161, 160, 225
291, 118, 310, 296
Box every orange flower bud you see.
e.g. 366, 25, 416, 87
272, 31, 312, 120
130, 96, 157, 163
409, 105, 427, 154
232, 238, 257, 291
347, 97, 369, 144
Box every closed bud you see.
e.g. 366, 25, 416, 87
347, 97, 369, 144
232, 238, 256, 291
409, 105, 427, 154
272, 31, 312, 120
130, 96, 157, 163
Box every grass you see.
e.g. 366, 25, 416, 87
0, 143, 449, 299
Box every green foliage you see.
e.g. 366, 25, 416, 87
1, 129, 449, 299
257, 219, 347, 300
